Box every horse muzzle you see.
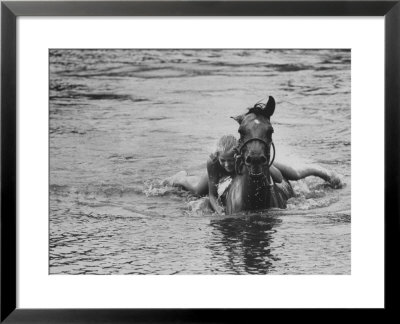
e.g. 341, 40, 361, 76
244, 154, 269, 177
235, 140, 275, 177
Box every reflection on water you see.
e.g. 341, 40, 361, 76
210, 216, 282, 274
49, 49, 351, 275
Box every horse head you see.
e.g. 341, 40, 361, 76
232, 96, 276, 178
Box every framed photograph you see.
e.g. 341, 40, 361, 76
1, 0, 399, 322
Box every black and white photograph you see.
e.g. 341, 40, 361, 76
49, 49, 351, 275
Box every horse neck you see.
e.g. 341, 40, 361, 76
240, 169, 273, 210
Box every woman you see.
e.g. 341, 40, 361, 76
164, 135, 238, 215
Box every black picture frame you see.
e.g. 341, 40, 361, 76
1, 1, 399, 322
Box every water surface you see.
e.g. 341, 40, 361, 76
50, 49, 351, 274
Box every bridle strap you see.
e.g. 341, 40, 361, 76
269, 142, 276, 168
235, 154, 244, 175
237, 137, 269, 154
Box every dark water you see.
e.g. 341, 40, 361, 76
49, 49, 351, 274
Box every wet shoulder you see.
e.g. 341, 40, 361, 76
209, 152, 219, 164
207, 153, 221, 174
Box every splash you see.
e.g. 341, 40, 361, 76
287, 195, 340, 210
146, 178, 215, 216
185, 197, 214, 216
143, 179, 170, 197
142, 179, 188, 198
286, 177, 343, 210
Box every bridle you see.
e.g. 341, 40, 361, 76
235, 137, 276, 176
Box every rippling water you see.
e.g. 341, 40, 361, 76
49, 49, 351, 274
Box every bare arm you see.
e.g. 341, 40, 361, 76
273, 161, 342, 188
273, 162, 330, 181
269, 165, 283, 183
206, 159, 225, 215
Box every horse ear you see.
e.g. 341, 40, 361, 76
231, 114, 244, 124
264, 96, 275, 118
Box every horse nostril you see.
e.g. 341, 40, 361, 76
246, 155, 267, 165
260, 156, 267, 165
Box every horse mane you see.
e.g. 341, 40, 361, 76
246, 102, 267, 117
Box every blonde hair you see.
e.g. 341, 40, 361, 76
215, 135, 237, 155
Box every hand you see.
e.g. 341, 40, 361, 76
328, 172, 343, 189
